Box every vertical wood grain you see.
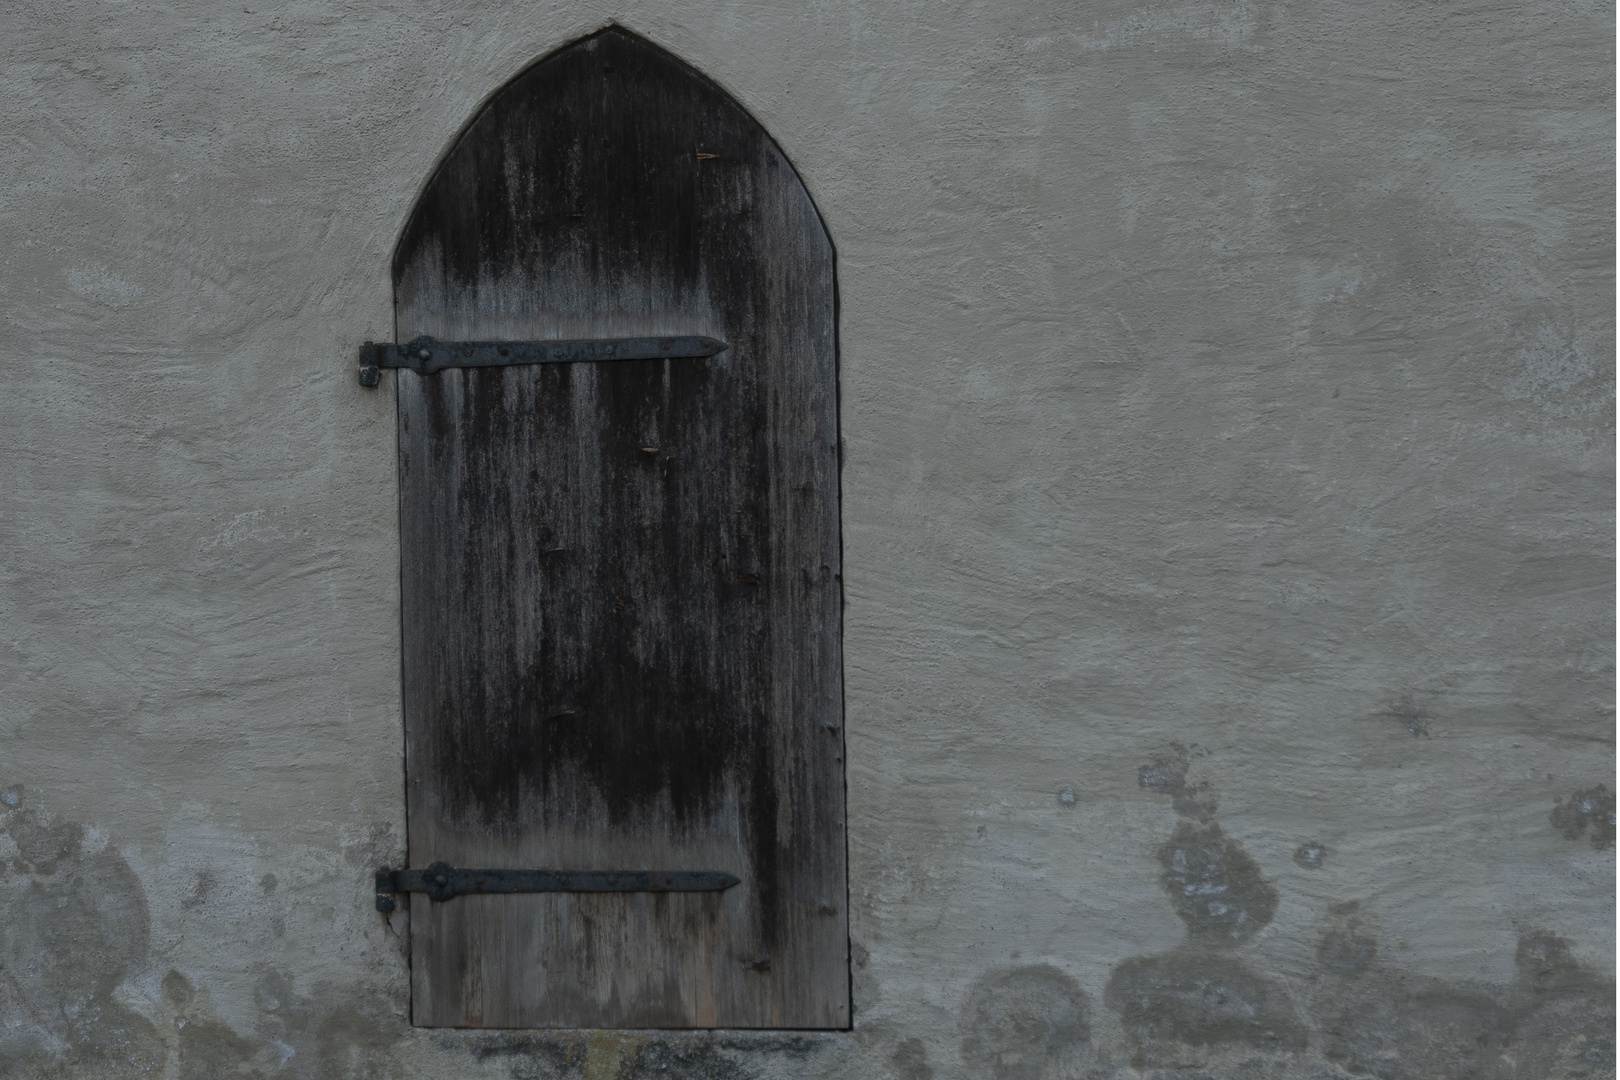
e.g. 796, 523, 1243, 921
393, 28, 845, 1029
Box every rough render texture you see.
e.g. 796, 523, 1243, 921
0, 0, 1612, 1077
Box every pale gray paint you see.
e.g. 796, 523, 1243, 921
0, 0, 1611, 1077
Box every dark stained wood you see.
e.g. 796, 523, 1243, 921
393, 28, 845, 1029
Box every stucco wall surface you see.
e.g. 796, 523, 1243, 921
1, 1, 1613, 1077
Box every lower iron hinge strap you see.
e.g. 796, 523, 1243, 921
357, 334, 726, 384
374, 861, 740, 909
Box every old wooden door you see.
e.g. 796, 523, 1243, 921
392, 29, 845, 1028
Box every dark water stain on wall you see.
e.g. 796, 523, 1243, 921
153, 963, 396, 1079
889, 1036, 934, 1080
1158, 821, 1279, 947
1319, 980, 1512, 1080
1112, 751, 1616, 1079
1109, 749, 1304, 1069
1517, 929, 1595, 994
1550, 785, 1616, 849
1137, 743, 1217, 821
0, 800, 164, 1079
165, 968, 260, 1080
312, 1006, 395, 1080
1099, 906, 1614, 1079
958, 965, 1091, 1080
245, 967, 395, 1080
1315, 925, 1615, 1080
1137, 747, 1278, 947
0, 790, 403, 1080
1316, 901, 1378, 978
1506, 931, 1614, 1076
1104, 951, 1306, 1066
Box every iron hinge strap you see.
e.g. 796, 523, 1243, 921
357, 334, 727, 385
374, 861, 741, 910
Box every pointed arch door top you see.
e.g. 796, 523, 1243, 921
388, 28, 846, 1030
394, 26, 830, 346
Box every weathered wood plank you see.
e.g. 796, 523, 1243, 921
393, 27, 846, 1029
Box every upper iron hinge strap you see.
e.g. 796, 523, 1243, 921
374, 862, 741, 909
356, 334, 726, 385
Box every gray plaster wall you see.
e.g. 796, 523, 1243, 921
1, 1, 1613, 1077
